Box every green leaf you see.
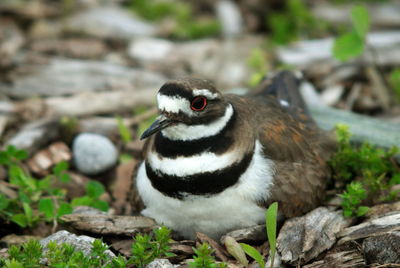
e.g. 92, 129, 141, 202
356, 206, 369, 217
333, 32, 364, 61
59, 173, 71, 183
266, 202, 278, 259
22, 202, 34, 225
116, 115, 132, 144
240, 243, 265, 268
0, 194, 10, 210
71, 196, 92, 207
351, 5, 370, 38
224, 236, 248, 266
57, 202, 73, 217
92, 200, 109, 212
39, 198, 55, 220
389, 68, 400, 100
13, 149, 28, 161
53, 161, 69, 175
86, 181, 105, 199
11, 214, 28, 228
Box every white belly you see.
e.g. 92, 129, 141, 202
136, 141, 275, 239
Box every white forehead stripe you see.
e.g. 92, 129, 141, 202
161, 104, 234, 141
157, 94, 195, 116
192, 89, 219, 100
147, 148, 239, 177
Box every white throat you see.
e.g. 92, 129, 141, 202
161, 104, 234, 141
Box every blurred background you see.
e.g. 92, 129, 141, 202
1, 0, 400, 174
0, 0, 399, 258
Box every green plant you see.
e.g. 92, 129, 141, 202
128, 226, 175, 268
333, 4, 369, 61
240, 202, 278, 268
189, 243, 227, 268
268, 0, 327, 45
128, 0, 220, 39
0, 146, 74, 228
339, 182, 369, 217
389, 68, 400, 101
71, 180, 109, 212
1, 239, 127, 268
266, 202, 278, 267
330, 124, 400, 217
0, 146, 109, 228
116, 115, 132, 144
246, 48, 269, 87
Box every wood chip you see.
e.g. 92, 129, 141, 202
196, 232, 229, 262
338, 211, 400, 244
277, 207, 351, 264
61, 214, 156, 236
221, 224, 266, 244
304, 246, 365, 268
27, 142, 71, 175
111, 159, 138, 214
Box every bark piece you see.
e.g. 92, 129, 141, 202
31, 38, 107, 59
0, 58, 165, 98
0, 234, 41, 247
5, 119, 59, 155
362, 231, 400, 265
221, 224, 266, 244
111, 159, 138, 214
0, 18, 24, 68
110, 239, 133, 257
338, 212, 400, 244
60, 214, 156, 236
27, 142, 71, 176
304, 246, 365, 268
277, 207, 351, 264
196, 232, 229, 262
366, 201, 400, 220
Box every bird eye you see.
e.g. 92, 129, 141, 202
190, 96, 207, 111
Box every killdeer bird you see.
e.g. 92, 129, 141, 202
135, 71, 336, 239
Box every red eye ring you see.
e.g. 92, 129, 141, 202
190, 96, 207, 111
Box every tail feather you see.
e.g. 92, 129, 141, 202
251, 70, 315, 126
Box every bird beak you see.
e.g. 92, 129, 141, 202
140, 116, 174, 140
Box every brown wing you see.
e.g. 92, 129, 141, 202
248, 71, 337, 217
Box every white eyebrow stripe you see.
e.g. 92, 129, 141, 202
161, 104, 234, 141
157, 94, 195, 116
192, 89, 219, 100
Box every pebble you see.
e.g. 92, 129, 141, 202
64, 6, 156, 41
40, 230, 115, 258
146, 259, 175, 268
128, 37, 174, 62
72, 133, 118, 175
216, 0, 243, 38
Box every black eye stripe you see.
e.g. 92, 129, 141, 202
158, 84, 193, 100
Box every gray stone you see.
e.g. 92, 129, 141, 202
64, 6, 156, 41
277, 31, 400, 67
40, 230, 115, 258
73, 133, 118, 175
128, 37, 174, 62
0, 58, 165, 98
216, 0, 243, 38
6, 119, 59, 155
146, 259, 174, 268
362, 232, 400, 265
